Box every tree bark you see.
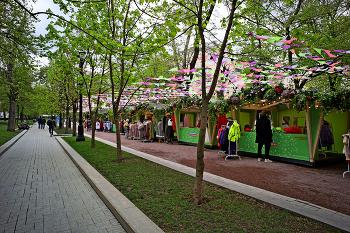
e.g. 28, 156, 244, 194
20, 105, 24, 123
59, 111, 63, 129
193, 0, 238, 205
73, 100, 77, 136
193, 101, 208, 205
65, 103, 70, 133
91, 116, 96, 148
7, 62, 16, 132
114, 112, 122, 162
16, 104, 19, 124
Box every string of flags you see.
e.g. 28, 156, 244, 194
81, 36, 349, 110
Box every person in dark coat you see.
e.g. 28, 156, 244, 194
256, 110, 273, 162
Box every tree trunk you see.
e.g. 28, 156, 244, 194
114, 112, 122, 163
7, 62, 16, 132
59, 111, 63, 129
193, 101, 208, 205
65, 104, 70, 133
16, 104, 19, 124
20, 106, 24, 123
73, 100, 77, 136
91, 117, 96, 148
182, 27, 192, 69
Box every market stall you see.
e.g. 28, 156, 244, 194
238, 99, 347, 166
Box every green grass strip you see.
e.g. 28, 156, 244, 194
0, 123, 21, 147
63, 136, 340, 233
54, 128, 74, 134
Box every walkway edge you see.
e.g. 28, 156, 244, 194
0, 129, 28, 157
56, 137, 164, 233
90, 135, 350, 233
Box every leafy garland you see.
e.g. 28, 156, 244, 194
123, 86, 350, 119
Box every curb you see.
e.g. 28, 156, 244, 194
56, 137, 164, 233
0, 129, 28, 157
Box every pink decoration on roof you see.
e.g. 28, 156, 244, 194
247, 73, 254, 77
330, 60, 341, 66
274, 63, 283, 67
324, 50, 337, 58
313, 58, 325, 61
281, 38, 297, 44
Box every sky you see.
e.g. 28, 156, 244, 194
29, 0, 229, 67
32, 0, 65, 66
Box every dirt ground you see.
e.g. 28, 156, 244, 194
85, 129, 350, 216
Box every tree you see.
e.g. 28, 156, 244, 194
233, 0, 350, 90
0, 0, 37, 131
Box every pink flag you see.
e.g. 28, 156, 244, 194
281, 38, 297, 44
274, 63, 283, 67
286, 103, 290, 109
330, 60, 341, 66
324, 50, 337, 58
313, 58, 325, 61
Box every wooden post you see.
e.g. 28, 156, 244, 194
231, 107, 236, 120
311, 113, 324, 161
305, 103, 313, 162
174, 110, 179, 139
210, 115, 217, 146
271, 111, 275, 127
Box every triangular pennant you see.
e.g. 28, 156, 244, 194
314, 48, 322, 55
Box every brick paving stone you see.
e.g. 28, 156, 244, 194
0, 125, 126, 233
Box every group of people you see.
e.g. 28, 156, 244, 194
37, 116, 56, 137
36, 116, 47, 129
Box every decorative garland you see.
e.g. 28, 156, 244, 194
122, 85, 350, 119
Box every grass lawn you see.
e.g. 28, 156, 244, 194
54, 128, 74, 134
0, 122, 21, 147
64, 136, 340, 233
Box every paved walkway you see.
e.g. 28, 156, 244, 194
0, 125, 125, 233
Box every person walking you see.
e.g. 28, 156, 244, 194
256, 110, 273, 162
87, 118, 92, 131
47, 115, 56, 137
37, 116, 42, 129
41, 117, 46, 129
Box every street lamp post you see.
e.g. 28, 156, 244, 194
76, 51, 86, 142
